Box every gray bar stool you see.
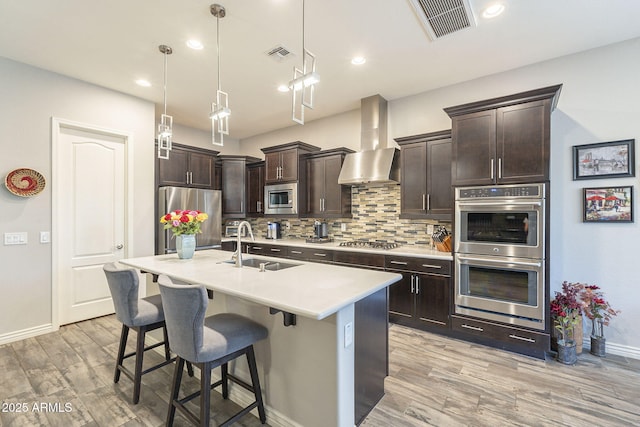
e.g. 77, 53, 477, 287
103, 263, 186, 404
158, 275, 268, 427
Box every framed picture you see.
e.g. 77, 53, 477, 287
583, 186, 633, 223
573, 139, 635, 180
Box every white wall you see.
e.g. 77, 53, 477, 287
241, 37, 640, 356
0, 57, 155, 338
240, 109, 361, 156
172, 123, 241, 155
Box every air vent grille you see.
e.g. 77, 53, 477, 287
409, 0, 476, 40
266, 45, 294, 62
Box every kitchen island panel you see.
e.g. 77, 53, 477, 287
200, 292, 352, 427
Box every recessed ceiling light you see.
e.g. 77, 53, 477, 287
135, 79, 151, 87
186, 39, 204, 50
351, 56, 366, 65
277, 84, 289, 93
482, 3, 505, 19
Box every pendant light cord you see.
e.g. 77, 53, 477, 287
217, 14, 221, 92
163, 50, 168, 116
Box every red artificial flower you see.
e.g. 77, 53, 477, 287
180, 215, 190, 223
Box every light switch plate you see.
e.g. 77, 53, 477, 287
40, 231, 50, 243
341, 223, 347, 232
4, 232, 28, 245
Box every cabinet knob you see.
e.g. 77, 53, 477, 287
116, 244, 124, 250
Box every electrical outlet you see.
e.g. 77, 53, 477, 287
426, 224, 434, 235
344, 322, 353, 348
341, 223, 347, 232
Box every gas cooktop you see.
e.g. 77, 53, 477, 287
339, 241, 400, 250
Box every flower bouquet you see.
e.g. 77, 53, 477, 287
550, 281, 582, 364
579, 284, 620, 356
160, 210, 209, 236
160, 210, 208, 259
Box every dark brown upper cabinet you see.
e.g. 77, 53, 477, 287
304, 148, 354, 218
156, 143, 219, 189
261, 141, 320, 184
396, 130, 453, 220
219, 155, 260, 218
246, 161, 265, 217
444, 84, 562, 186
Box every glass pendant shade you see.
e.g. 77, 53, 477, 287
157, 113, 173, 159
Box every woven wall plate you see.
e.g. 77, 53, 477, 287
5, 168, 46, 197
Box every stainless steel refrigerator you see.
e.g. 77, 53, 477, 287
157, 186, 222, 254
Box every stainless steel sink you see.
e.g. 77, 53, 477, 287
221, 258, 300, 271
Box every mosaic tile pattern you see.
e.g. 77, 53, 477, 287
246, 183, 450, 246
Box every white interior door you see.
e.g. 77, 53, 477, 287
56, 124, 127, 325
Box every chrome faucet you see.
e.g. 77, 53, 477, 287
233, 221, 255, 267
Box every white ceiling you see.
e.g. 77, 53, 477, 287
2, 0, 640, 140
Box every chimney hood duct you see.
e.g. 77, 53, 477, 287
338, 95, 400, 185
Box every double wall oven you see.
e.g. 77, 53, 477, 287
454, 183, 546, 330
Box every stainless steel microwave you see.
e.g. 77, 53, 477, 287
264, 182, 298, 215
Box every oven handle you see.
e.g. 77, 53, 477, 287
457, 255, 542, 268
457, 201, 542, 208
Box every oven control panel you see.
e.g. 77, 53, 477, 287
457, 184, 543, 199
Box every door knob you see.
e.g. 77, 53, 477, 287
116, 244, 124, 250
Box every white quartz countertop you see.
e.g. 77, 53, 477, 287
222, 237, 453, 260
120, 249, 401, 321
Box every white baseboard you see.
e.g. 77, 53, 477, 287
582, 337, 640, 360
0, 323, 57, 345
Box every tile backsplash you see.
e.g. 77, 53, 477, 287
242, 183, 450, 246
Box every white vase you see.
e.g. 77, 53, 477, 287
176, 234, 196, 259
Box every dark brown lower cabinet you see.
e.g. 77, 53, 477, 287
386, 256, 452, 333
450, 315, 549, 359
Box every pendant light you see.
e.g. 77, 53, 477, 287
157, 44, 173, 159
289, 0, 319, 125
210, 3, 230, 146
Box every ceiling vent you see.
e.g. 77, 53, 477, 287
408, 0, 477, 40
266, 45, 295, 62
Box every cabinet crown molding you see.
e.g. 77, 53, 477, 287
443, 84, 562, 118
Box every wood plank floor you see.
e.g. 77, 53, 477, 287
1, 316, 639, 426
363, 324, 640, 427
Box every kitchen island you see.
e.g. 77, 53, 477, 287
121, 249, 401, 427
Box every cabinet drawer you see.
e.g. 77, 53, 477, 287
265, 245, 288, 257
333, 251, 385, 270
451, 315, 549, 358
286, 247, 334, 263
286, 247, 308, 260
306, 248, 334, 263
385, 256, 451, 276
247, 243, 288, 258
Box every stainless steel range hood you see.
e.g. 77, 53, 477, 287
338, 95, 400, 185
